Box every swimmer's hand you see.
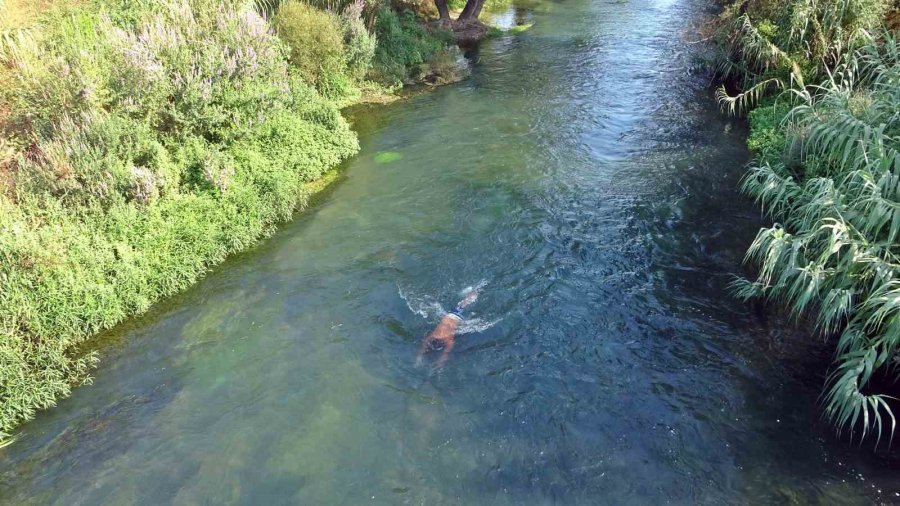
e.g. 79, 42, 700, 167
457, 289, 480, 309
459, 280, 488, 297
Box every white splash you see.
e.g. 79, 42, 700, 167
456, 316, 502, 335
398, 287, 445, 320
458, 279, 490, 298
399, 282, 501, 334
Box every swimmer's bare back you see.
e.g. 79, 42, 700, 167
416, 289, 480, 369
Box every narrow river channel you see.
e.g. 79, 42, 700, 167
3, 0, 900, 503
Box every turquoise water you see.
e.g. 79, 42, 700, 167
2, 0, 899, 503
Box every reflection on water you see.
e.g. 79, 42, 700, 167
2, 0, 900, 504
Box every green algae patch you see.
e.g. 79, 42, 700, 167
302, 168, 342, 196
487, 23, 534, 38
508, 23, 534, 34
375, 151, 403, 164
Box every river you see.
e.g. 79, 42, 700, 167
3, 0, 900, 503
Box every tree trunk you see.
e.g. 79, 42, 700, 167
457, 0, 485, 22
434, 0, 450, 23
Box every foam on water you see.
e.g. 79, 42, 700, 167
399, 282, 501, 335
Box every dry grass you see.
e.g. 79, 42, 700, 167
0, 0, 81, 30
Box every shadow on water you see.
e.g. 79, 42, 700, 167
3, 0, 900, 504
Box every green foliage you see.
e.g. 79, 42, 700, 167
0, 0, 358, 442
274, 0, 356, 100
714, 0, 892, 114
0, 0, 457, 444
370, 7, 452, 85
756, 18, 778, 40
506, 23, 533, 35
418, 46, 467, 84
746, 98, 790, 166
263, 2, 452, 91
715, 0, 900, 444
341, 1, 377, 81
448, 0, 510, 14
735, 35, 900, 444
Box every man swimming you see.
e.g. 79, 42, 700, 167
416, 288, 481, 369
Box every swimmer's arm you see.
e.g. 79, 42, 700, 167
435, 340, 454, 370
415, 335, 431, 366
457, 289, 480, 309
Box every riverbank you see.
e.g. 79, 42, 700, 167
711, 0, 900, 442
0, 0, 471, 443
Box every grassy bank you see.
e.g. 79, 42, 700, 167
0, 0, 460, 442
713, 0, 900, 443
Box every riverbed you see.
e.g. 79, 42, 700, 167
2, 0, 899, 503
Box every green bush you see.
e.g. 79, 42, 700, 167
370, 7, 452, 85
734, 35, 900, 443
0, 0, 460, 444
746, 99, 789, 167
274, 0, 356, 100
714, 0, 892, 115
0, 0, 358, 442
341, 1, 377, 81
448, 0, 510, 14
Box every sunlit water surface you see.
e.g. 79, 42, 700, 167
3, 0, 900, 503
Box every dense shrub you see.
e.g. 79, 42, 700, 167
714, 0, 893, 114
709, 0, 900, 442
0, 0, 358, 442
447, 0, 510, 14
745, 98, 789, 167
341, 0, 377, 81
274, 0, 356, 100
0, 0, 462, 443
733, 34, 900, 442
370, 7, 452, 85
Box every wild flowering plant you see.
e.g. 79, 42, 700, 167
0, 0, 358, 442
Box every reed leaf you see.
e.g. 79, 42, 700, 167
738, 32, 900, 443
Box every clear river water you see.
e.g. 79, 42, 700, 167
3, 0, 900, 503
